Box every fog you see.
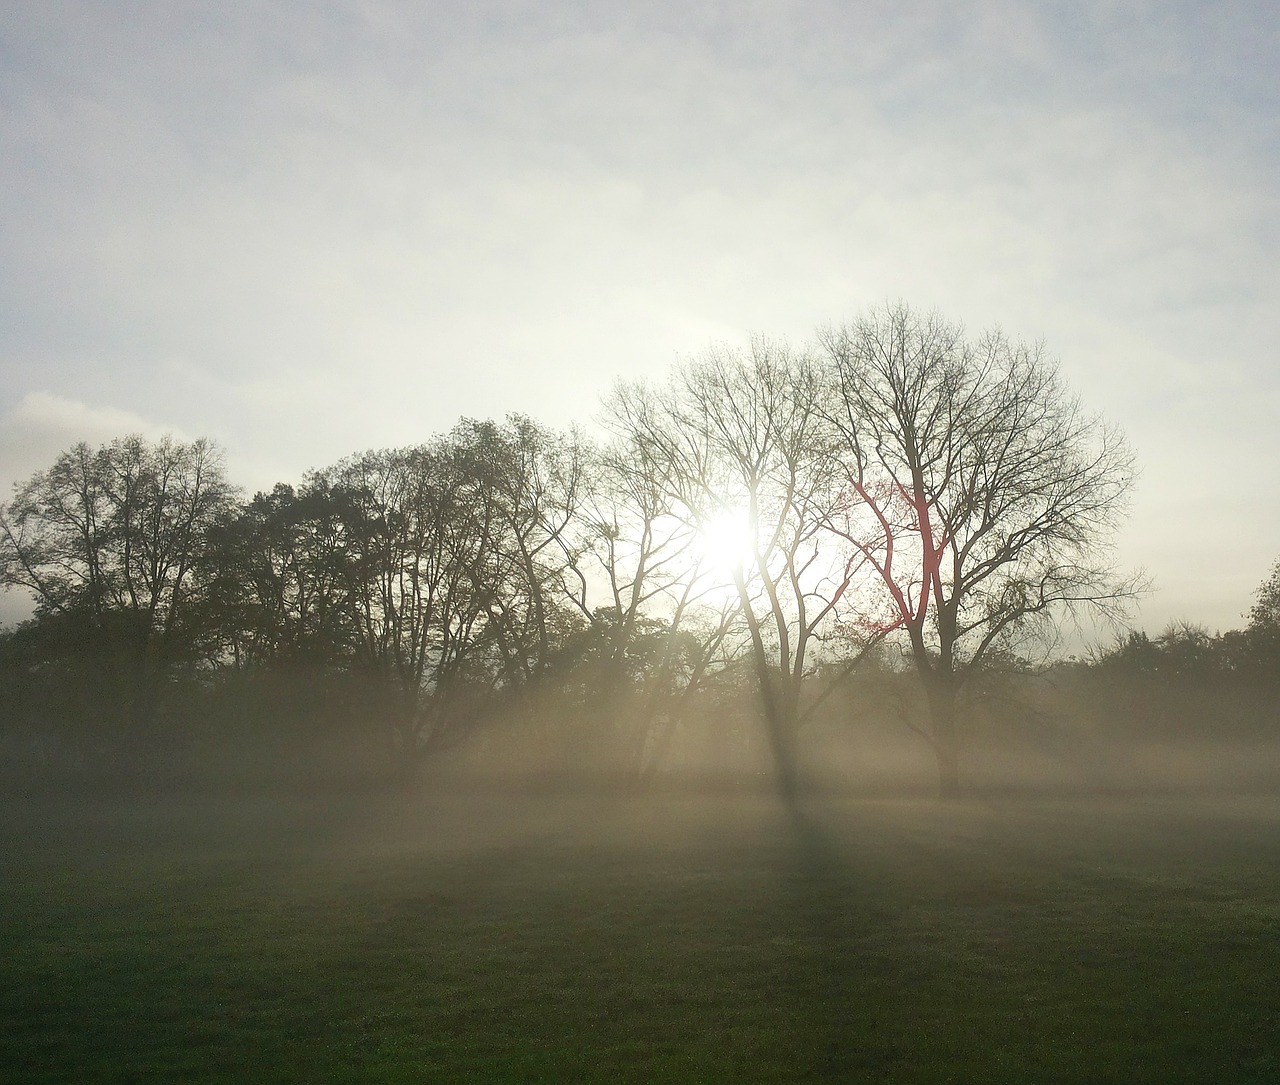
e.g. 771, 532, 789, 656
7, 672, 1280, 1082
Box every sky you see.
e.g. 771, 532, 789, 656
1, 0, 1278, 637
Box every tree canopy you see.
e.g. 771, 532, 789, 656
0, 305, 1155, 794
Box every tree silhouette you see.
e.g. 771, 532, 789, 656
0, 435, 236, 760
606, 341, 883, 803
820, 304, 1142, 795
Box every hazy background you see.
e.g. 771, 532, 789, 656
2, 0, 1278, 633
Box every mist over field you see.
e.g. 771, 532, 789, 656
5, 2, 1280, 1078
6, 501, 1280, 1083
5, 774, 1280, 1083
5, 300, 1280, 1082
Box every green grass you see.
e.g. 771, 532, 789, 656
2, 788, 1279, 1082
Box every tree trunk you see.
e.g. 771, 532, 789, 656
934, 731, 961, 799
761, 680, 802, 808
925, 677, 963, 799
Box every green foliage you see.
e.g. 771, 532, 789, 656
1248, 559, 1280, 632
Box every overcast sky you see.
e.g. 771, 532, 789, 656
2, 0, 1277, 635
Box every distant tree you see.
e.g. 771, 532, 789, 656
1093, 623, 1222, 681
1219, 559, 1280, 684
0, 435, 237, 759
1249, 560, 1280, 631
1091, 630, 1160, 676
1152, 621, 1221, 680
819, 304, 1142, 796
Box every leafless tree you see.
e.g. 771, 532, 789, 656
563, 428, 747, 777
819, 303, 1142, 796
606, 340, 879, 803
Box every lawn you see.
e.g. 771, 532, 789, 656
2, 785, 1278, 1083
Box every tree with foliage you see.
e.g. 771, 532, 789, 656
450, 415, 592, 706
0, 435, 237, 759
1248, 559, 1280, 636
241, 417, 591, 765
1216, 559, 1280, 684
320, 442, 488, 756
204, 481, 354, 671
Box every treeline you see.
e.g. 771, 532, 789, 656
1071, 615, 1280, 741
0, 417, 769, 788
0, 420, 658, 784
1, 304, 1275, 795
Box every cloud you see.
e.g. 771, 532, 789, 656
0, 391, 191, 626
0, 391, 186, 494
1, 1, 1278, 635
10, 390, 165, 438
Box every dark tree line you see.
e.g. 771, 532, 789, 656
1, 304, 1207, 796
1068, 602, 1280, 744
0, 418, 734, 785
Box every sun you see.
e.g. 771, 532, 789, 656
691, 503, 758, 593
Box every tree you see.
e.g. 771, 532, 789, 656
451, 415, 592, 706
0, 435, 237, 758
203, 481, 354, 672
819, 303, 1142, 796
1220, 558, 1280, 683
267, 417, 592, 766
606, 340, 882, 803
566, 429, 742, 778
303, 434, 525, 762
1248, 559, 1280, 635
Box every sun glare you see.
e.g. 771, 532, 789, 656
693, 504, 757, 588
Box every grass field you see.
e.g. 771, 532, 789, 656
2, 785, 1278, 1083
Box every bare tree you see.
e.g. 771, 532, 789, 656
565, 428, 747, 777
455, 415, 592, 704
606, 340, 877, 803
819, 303, 1142, 796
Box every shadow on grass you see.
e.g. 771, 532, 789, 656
6, 787, 1280, 1083
771, 796, 904, 1081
